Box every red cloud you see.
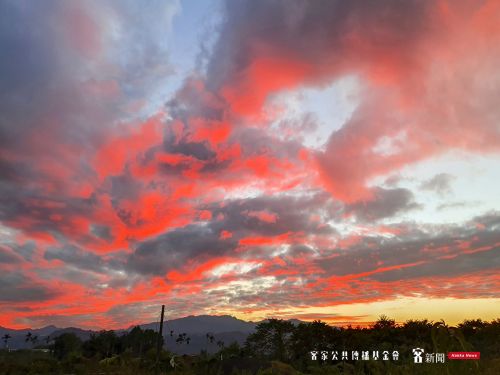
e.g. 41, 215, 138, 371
247, 210, 278, 223
209, 0, 500, 203
95, 114, 163, 180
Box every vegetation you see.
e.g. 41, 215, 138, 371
0, 317, 499, 374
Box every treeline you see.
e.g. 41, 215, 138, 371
1, 326, 166, 374
53, 326, 162, 360
243, 317, 500, 374
1, 317, 499, 374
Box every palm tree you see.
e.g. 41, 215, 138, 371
25, 332, 38, 348
217, 340, 225, 360
176, 333, 189, 345
2, 333, 11, 349
374, 315, 396, 330
206, 333, 215, 352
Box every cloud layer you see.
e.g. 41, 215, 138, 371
1, 0, 499, 328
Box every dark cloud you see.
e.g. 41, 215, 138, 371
371, 247, 500, 282
0, 241, 36, 263
44, 245, 105, 273
0, 245, 22, 264
0, 182, 95, 235
207, 193, 337, 237
312, 213, 500, 282
207, 0, 431, 92
0, 272, 59, 302
90, 224, 113, 242
127, 224, 238, 276
475, 211, 500, 230
163, 136, 216, 161
126, 193, 336, 276
345, 188, 420, 221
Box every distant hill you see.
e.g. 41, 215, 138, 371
135, 315, 257, 354
0, 325, 59, 349
1, 315, 304, 353
49, 327, 94, 342
137, 314, 256, 334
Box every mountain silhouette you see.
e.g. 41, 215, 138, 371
0, 315, 278, 353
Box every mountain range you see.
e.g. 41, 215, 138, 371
1, 315, 301, 355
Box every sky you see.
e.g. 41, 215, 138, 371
0, 0, 499, 330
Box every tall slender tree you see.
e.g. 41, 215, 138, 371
2, 333, 11, 349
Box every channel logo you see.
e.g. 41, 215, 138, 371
447, 352, 480, 360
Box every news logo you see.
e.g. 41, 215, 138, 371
412, 348, 424, 363
447, 352, 480, 360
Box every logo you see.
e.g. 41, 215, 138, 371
412, 348, 424, 363
447, 352, 480, 360
309, 349, 399, 362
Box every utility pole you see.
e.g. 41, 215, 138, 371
156, 304, 165, 374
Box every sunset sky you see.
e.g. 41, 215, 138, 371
1, 0, 499, 330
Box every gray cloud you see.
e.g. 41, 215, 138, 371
0, 272, 59, 302
90, 224, 113, 242
127, 224, 238, 276
313, 212, 500, 282
207, 192, 336, 238
371, 247, 500, 282
0, 245, 22, 264
345, 187, 421, 221
420, 173, 455, 195
44, 245, 105, 273
125, 192, 336, 276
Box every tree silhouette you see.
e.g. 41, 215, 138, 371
175, 332, 190, 346
2, 333, 11, 349
205, 333, 215, 352
245, 319, 295, 362
216, 340, 225, 360
53, 333, 82, 360
24, 331, 38, 348
119, 326, 161, 357
374, 314, 396, 330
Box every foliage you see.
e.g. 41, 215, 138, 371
0, 317, 499, 374
245, 319, 295, 362
53, 333, 82, 360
